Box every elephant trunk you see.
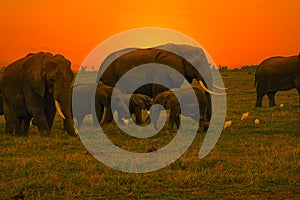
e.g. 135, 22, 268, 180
56, 88, 77, 136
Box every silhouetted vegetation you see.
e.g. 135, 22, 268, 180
217, 65, 257, 73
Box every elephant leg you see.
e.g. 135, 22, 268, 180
198, 115, 205, 133
255, 82, 265, 107
255, 92, 264, 107
75, 115, 84, 129
103, 106, 113, 124
95, 100, 104, 125
34, 116, 49, 133
24, 89, 49, 133
198, 106, 207, 133
150, 107, 161, 130
4, 107, 14, 134
5, 117, 14, 134
22, 115, 32, 135
267, 91, 276, 107
173, 107, 181, 130
133, 106, 142, 125
14, 116, 27, 136
168, 108, 178, 132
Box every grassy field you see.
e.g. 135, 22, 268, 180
0, 71, 299, 199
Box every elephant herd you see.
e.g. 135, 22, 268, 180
0, 44, 299, 136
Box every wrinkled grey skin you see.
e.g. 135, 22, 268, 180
96, 44, 212, 125
2, 52, 76, 136
94, 81, 152, 126
151, 86, 211, 133
255, 54, 300, 107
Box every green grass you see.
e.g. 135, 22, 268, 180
0, 71, 299, 199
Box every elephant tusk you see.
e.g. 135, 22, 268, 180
213, 84, 228, 90
55, 100, 66, 119
199, 81, 226, 96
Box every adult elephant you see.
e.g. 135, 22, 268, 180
151, 86, 211, 133
2, 52, 76, 136
255, 54, 300, 107
96, 44, 224, 125
94, 81, 152, 126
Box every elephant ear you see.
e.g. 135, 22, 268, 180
131, 94, 152, 109
23, 56, 46, 97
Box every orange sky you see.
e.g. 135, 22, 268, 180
0, 0, 299, 70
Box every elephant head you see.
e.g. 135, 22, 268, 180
128, 94, 152, 125
2, 52, 76, 135
151, 90, 179, 131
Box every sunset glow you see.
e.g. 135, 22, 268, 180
0, 0, 299, 70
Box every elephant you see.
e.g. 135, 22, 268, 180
150, 86, 211, 133
94, 81, 153, 126
255, 54, 300, 107
96, 44, 224, 125
2, 52, 76, 136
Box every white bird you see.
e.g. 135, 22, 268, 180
254, 119, 260, 125
223, 120, 232, 130
241, 112, 250, 120
280, 103, 284, 108
121, 118, 130, 126
74, 124, 79, 135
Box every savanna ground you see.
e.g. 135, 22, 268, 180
0, 71, 299, 199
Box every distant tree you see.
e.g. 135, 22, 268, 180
240, 65, 258, 73
218, 65, 229, 72
79, 66, 87, 73
232, 68, 239, 72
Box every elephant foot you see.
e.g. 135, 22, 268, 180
5, 129, 14, 135
204, 123, 210, 132
197, 126, 205, 134
14, 131, 29, 137
165, 129, 171, 134
255, 104, 262, 107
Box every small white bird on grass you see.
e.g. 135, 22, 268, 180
241, 112, 250, 120
254, 119, 260, 125
280, 103, 284, 108
223, 120, 232, 130
121, 118, 130, 126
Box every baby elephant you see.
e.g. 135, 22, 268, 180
151, 87, 211, 133
95, 81, 153, 126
